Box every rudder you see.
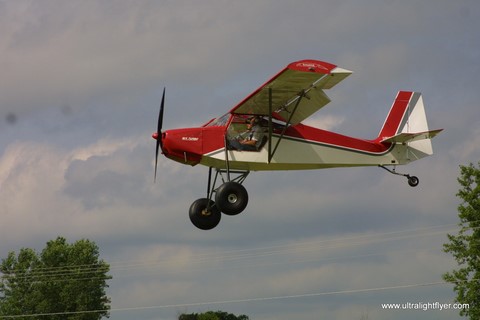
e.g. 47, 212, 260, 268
378, 91, 442, 160
378, 91, 429, 139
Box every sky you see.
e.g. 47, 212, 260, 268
1, 0, 479, 319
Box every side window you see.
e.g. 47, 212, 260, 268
227, 115, 249, 139
227, 115, 269, 151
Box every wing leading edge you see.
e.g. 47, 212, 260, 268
230, 60, 352, 124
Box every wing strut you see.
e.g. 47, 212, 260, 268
268, 88, 273, 163
224, 135, 231, 181
268, 89, 306, 163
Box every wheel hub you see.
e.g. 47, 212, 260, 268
227, 193, 238, 204
201, 209, 212, 216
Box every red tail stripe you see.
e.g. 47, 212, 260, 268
379, 91, 413, 139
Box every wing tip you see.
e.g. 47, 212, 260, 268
331, 67, 353, 74
288, 59, 337, 74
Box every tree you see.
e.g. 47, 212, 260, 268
179, 310, 249, 320
443, 162, 480, 318
0, 237, 111, 319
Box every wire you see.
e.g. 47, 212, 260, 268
0, 281, 448, 318
0, 222, 474, 318
0, 222, 463, 284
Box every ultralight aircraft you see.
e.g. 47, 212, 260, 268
152, 59, 442, 230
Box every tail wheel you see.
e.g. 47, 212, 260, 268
215, 182, 249, 215
408, 176, 419, 187
189, 198, 221, 230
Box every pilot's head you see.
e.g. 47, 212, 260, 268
247, 116, 260, 126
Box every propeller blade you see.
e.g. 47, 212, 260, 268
154, 140, 160, 182
154, 88, 165, 182
158, 87, 165, 136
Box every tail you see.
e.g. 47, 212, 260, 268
378, 91, 442, 160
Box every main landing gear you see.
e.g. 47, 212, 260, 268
379, 165, 419, 187
189, 168, 250, 230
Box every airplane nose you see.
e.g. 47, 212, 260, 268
152, 132, 159, 140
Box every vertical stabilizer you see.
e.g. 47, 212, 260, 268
378, 91, 429, 138
378, 91, 442, 160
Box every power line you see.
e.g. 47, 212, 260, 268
0, 222, 462, 284
0, 280, 448, 318
0, 222, 473, 318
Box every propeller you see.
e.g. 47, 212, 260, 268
153, 87, 165, 182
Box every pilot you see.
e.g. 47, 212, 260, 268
229, 116, 265, 151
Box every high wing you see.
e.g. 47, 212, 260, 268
229, 60, 352, 125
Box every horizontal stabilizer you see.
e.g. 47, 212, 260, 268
381, 129, 443, 144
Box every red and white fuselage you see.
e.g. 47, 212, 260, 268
158, 91, 440, 171
153, 60, 441, 172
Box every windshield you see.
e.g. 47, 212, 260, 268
205, 113, 231, 127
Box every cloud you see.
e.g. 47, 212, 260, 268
302, 114, 345, 131
450, 124, 480, 163
1, 1, 479, 319
0, 142, 74, 248
0, 137, 172, 246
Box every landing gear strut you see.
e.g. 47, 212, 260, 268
189, 168, 250, 230
379, 165, 419, 187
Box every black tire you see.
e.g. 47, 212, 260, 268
189, 198, 221, 230
215, 182, 249, 215
408, 176, 419, 187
